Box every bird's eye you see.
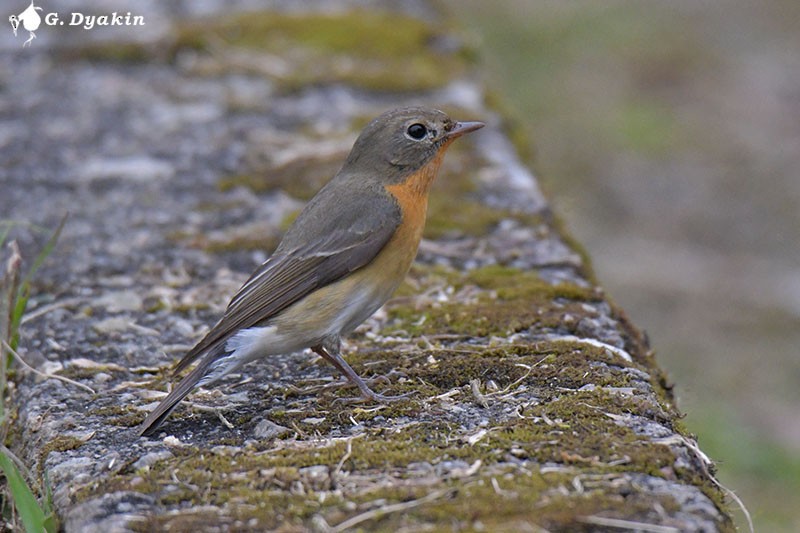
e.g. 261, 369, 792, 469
406, 123, 427, 141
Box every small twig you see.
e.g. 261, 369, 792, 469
332, 436, 362, 489
20, 297, 84, 325
429, 388, 461, 401
331, 488, 454, 532
1, 339, 95, 395
291, 421, 308, 439
333, 439, 353, 478
216, 410, 234, 430
470, 379, 489, 408
171, 470, 200, 492
486, 357, 548, 398
420, 333, 470, 341
491, 477, 518, 499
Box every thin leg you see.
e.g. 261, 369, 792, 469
312, 336, 410, 402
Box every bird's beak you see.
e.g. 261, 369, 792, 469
445, 121, 485, 140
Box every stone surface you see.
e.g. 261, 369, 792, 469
1, 1, 734, 531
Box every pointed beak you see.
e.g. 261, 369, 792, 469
445, 120, 485, 140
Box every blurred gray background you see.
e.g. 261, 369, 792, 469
453, 1, 800, 531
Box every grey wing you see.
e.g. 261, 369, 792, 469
173, 188, 400, 374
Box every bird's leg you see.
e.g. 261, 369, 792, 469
23, 32, 35, 47
312, 336, 411, 402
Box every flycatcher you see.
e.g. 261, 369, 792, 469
139, 107, 484, 436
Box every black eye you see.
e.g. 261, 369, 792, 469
406, 123, 427, 140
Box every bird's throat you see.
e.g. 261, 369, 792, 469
398, 147, 449, 198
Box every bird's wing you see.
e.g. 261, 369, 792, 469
173, 186, 401, 373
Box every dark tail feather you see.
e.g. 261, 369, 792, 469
138, 355, 217, 437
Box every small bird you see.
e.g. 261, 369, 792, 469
139, 107, 484, 436
9, 0, 43, 47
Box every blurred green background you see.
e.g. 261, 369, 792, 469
452, 1, 800, 531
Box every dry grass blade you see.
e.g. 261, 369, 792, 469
1, 339, 96, 395
1, 240, 23, 367
330, 488, 454, 532
579, 515, 680, 533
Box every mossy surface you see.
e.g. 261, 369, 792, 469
89, 405, 145, 428
176, 10, 468, 92
217, 151, 343, 201
39, 436, 88, 476
81, 381, 717, 530
66, 10, 470, 93
90, 262, 724, 527
69, 257, 730, 530
381, 263, 601, 339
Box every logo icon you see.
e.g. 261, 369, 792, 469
8, 0, 42, 47
8, 3, 147, 47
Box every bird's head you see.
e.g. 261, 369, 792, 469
342, 107, 484, 184
9, 15, 19, 35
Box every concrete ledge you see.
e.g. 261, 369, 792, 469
2, 1, 734, 531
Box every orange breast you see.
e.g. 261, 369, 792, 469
269, 152, 449, 338
383, 147, 448, 252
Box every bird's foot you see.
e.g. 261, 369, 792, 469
359, 384, 417, 403
312, 340, 417, 404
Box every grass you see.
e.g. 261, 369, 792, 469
0, 217, 66, 533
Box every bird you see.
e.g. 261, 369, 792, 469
9, 0, 43, 47
139, 107, 484, 436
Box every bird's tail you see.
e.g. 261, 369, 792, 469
138, 347, 223, 437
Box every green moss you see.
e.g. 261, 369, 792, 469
196, 11, 420, 56
96, 395, 687, 528
464, 264, 591, 300
483, 392, 676, 473
39, 436, 87, 475
173, 301, 211, 313
367, 472, 681, 531
425, 194, 541, 239
383, 264, 599, 338
341, 340, 645, 411
89, 405, 145, 428
42, 436, 86, 455
75, 333, 729, 530
55, 363, 121, 380
176, 10, 465, 92
64, 9, 468, 92
145, 299, 168, 313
